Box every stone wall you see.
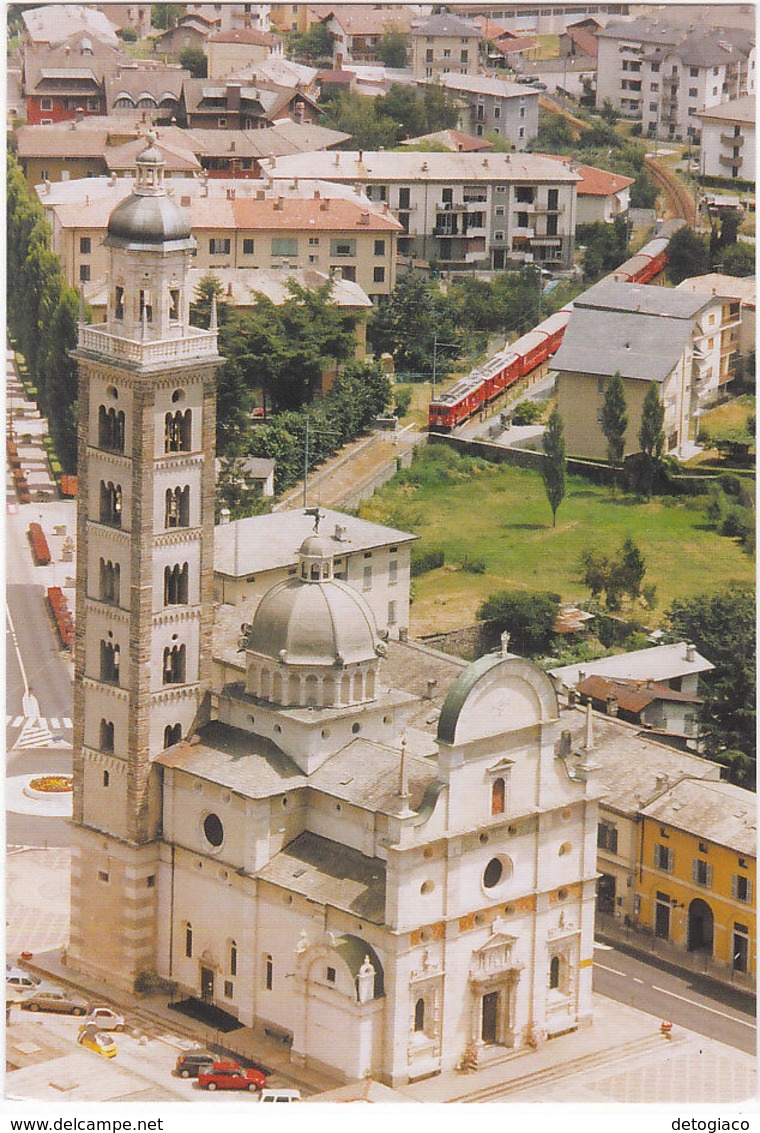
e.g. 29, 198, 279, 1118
419, 619, 502, 662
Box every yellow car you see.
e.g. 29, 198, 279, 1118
77, 1027, 117, 1058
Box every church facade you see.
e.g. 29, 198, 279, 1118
68, 140, 599, 1087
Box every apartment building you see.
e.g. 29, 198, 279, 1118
677, 274, 755, 355
553, 281, 732, 460
268, 150, 579, 270
41, 178, 400, 301
434, 73, 540, 148
597, 18, 755, 140
698, 95, 756, 180
311, 6, 414, 67
184, 4, 271, 33
206, 28, 283, 79
410, 13, 481, 82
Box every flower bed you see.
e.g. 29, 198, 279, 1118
26, 775, 73, 796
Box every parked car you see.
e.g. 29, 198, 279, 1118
198, 1061, 268, 1092
78, 1027, 117, 1058
83, 1007, 125, 1031
6, 968, 42, 994
20, 989, 88, 1016
259, 1089, 301, 1103
175, 1049, 216, 1078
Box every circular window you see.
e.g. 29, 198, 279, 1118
203, 813, 224, 847
479, 833, 489, 845
483, 855, 513, 891
557, 887, 569, 900
171, 389, 185, 403
351, 722, 361, 735
321, 728, 331, 739
423, 847, 434, 860
559, 842, 572, 856
274, 724, 282, 734
221, 791, 231, 804
474, 912, 486, 926
419, 928, 431, 943
504, 903, 516, 916
507, 824, 517, 836
282, 797, 288, 808
420, 880, 434, 895
383, 715, 392, 725
561, 808, 572, 821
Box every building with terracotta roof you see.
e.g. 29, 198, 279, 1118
180, 76, 321, 130
576, 674, 702, 747
152, 14, 221, 61
698, 95, 756, 181
206, 27, 284, 80
400, 129, 493, 153
410, 13, 481, 82
559, 24, 600, 61
540, 156, 633, 223
310, 5, 413, 67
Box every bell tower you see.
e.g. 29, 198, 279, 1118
67, 138, 221, 989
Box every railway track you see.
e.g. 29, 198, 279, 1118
644, 155, 697, 226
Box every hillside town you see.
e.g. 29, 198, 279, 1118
5, 0, 756, 1115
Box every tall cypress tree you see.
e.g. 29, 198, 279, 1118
542, 406, 566, 527
600, 371, 628, 465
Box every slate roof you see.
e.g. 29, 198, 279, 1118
257, 831, 387, 922
411, 13, 480, 38
676, 274, 756, 310
315, 5, 414, 36
640, 778, 756, 855
549, 643, 715, 688
400, 129, 492, 152
578, 280, 711, 319
269, 150, 581, 184
209, 28, 281, 46
436, 73, 534, 99
157, 721, 307, 797
699, 94, 756, 125
23, 4, 120, 49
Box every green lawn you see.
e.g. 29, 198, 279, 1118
359, 456, 754, 635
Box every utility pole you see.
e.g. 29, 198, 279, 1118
432, 333, 459, 400
302, 413, 340, 508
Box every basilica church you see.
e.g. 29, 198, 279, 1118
67, 138, 600, 1087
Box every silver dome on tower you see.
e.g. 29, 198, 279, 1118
104, 133, 194, 252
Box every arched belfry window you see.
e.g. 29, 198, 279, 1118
164, 563, 189, 605
164, 722, 182, 748
414, 997, 425, 1032
100, 640, 120, 685
98, 406, 125, 452
165, 409, 191, 453
165, 485, 190, 528
163, 644, 186, 685
99, 481, 122, 527
549, 955, 561, 990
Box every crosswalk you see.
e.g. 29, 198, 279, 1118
6, 716, 73, 749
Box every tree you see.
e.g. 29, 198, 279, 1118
600, 371, 628, 464
667, 586, 755, 782
578, 219, 628, 280
666, 226, 710, 285
600, 97, 618, 124
190, 272, 226, 327
720, 242, 755, 278
476, 590, 561, 656
288, 21, 334, 62
368, 272, 461, 376
152, 3, 182, 30
179, 46, 207, 77
541, 407, 566, 527
619, 536, 646, 598
579, 538, 647, 609
636, 381, 665, 496
378, 30, 409, 68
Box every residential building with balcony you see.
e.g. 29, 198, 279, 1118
597, 18, 755, 139
553, 281, 729, 460
677, 274, 755, 356
267, 150, 579, 270
410, 13, 481, 82
308, 5, 413, 68
432, 73, 539, 149
698, 95, 756, 180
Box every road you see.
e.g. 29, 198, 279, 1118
593, 941, 756, 1054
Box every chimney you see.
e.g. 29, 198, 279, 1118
359, 211, 370, 225
334, 151, 340, 165
75, 107, 85, 123
577, 669, 586, 684
333, 266, 343, 279
293, 98, 304, 123
230, 140, 236, 152
226, 187, 236, 200
320, 198, 329, 211
605, 694, 619, 717
226, 82, 242, 111
256, 188, 265, 200
685, 642, 695, 662
424, 678, 438, 700
583, 697, 594, 750
399, 627, 408, 642
274, 196, 284, 210
219, 507, 231, 524
655, 773, 669, 791
558, 729, 572, 756
358, 149, 363, 163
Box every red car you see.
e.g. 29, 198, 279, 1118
197, 1061, 267, 1093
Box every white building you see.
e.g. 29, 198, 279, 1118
213, 507, 417, 640
66, 139, 599, 1087
550, 641, 715, 701
596, 18, 755, 140
677, 274, 755, 356
433, 73, 540, 149
267, 150, 580, 270
698, 95, 756, 181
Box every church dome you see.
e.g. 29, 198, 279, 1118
247, 577, 381, 668
104, 134, 193, 250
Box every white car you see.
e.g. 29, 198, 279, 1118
6, 968, 42, 994
259, 1089, 302, 1103
83, 1007, 126, 1031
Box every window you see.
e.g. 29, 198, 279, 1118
460, 50, 468, 62
99, 480, 123, 526
388, 559, 398, 585
689, 87, 698, 98
40, 98, 53, 110
374, 239, 385, 256
100, 719, 114, 753
165, 410, 191, 453
80, 237, 91, 254
414, 997, 425, 1032
100, 640, 120, 685
547, 215, 558, 237
398, 187, 411, 209
597, 822, 618, 854
692, 859, 713, 888
185, 923, 193, 958
103, 770, 110, 787
99, 558, 120, 605
548, 188, 558, 210
651, 62, 660, 73
147, 875, 156, 888
517, 211, 529, 228
373, 266, 385, 284
691, 67, 699, 78
491, 777, 505, 816
443, 48, 451, 58
330, 238, 356, 257
163, 644, 186, 685
649, 102, 658, 111
265, 954, 273, 990
164, 563, 189, 606
363, 565, 372, 591
519, 105, 525, 118
165, 485, 190, 528
98, 406, 125, 452
209, 238, 231, 255
229, 942, 237, 977
326, 966, 336, 983
98, 870, 109, 883
651, 82, 659, 91
224, 981, 233, 998
169, 288, 180, 321
549, 955, 561, 989
164, 723, 182, 748
114, 285, 124, 320
139, 289, 153, 322
516, 186, 534, 204
309, 236, 319, 246
243, 238, 254, 255
79, 264, 91, 282
272, 236, 297, 257
733, 923, 749, 973
654, 843, 674, 872
733, 875, 753, 902
204, 813, 224, 846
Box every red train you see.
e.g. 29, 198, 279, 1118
428, 228, 679, 432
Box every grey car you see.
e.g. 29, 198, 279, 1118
20, 988, 89, 1016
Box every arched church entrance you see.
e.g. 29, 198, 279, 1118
687, 898, 714, 954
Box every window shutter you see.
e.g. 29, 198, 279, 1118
748, 879, 754, 902
706, 863, 713, 888
692, 859, 698, 882
654, 845, 661, 868
667, 848, 674, 872
610, 828, 618, 855
732, 875, 738, 898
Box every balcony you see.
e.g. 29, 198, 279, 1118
77, 324, 219, 370
719, 152, 743, 168
720, 132, 743, 146
435, 201, 466, 214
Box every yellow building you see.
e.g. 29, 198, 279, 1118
637, 778, 755, 979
